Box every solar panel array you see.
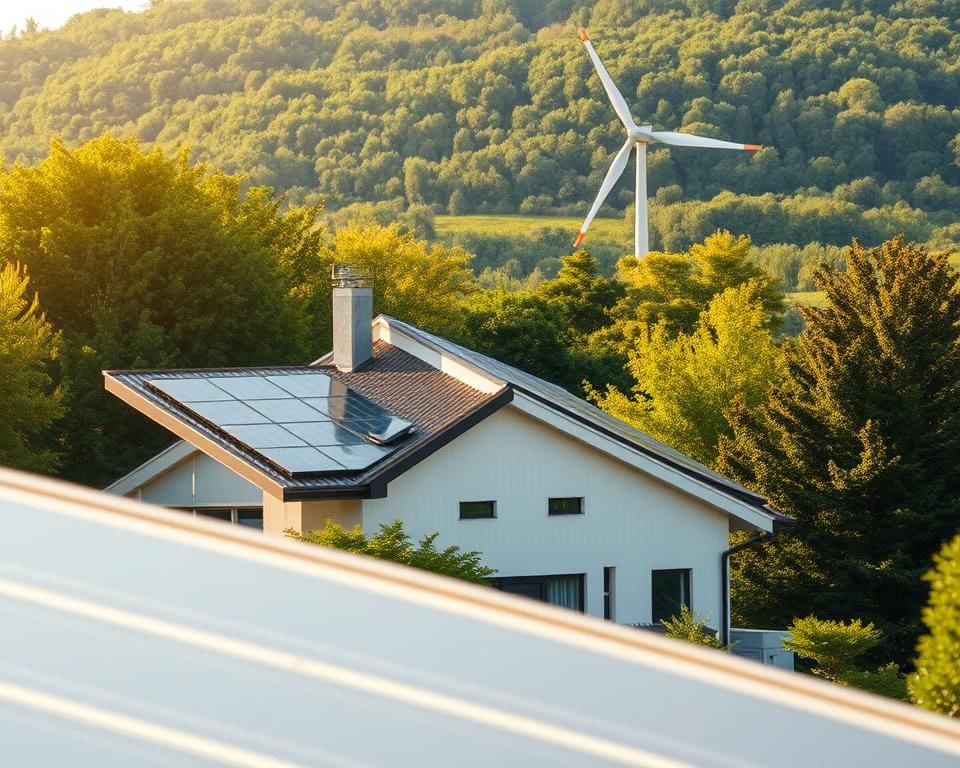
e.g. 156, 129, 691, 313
146, 371, 414, 477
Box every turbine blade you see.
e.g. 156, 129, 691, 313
579, 29, 636, 131
648, 130, 761, 151
574, 138, 634, 248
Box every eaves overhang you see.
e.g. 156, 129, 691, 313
104, 366, 512, 503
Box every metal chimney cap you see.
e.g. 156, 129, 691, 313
331, 264, 372, 289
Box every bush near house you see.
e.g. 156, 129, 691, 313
661, 606, 724, 650
287, 519, 496, 585
783, 616, 907, 701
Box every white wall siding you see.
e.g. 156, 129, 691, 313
362, 406, 728, 628
139, 452, 262, 508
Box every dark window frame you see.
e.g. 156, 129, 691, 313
651, 568, 691, 625
459, 500, 496, 520
490, 574, 585, 613
174, 506, 264, 529
547, 497, 584, 516
603, 566, 615, 621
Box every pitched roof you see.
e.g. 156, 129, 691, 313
104, 343, 511, 501
106, 316, 784, 528
374, 316, 785, 525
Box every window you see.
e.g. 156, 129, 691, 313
490, 574, 584, 612
603, 567, 615, 620
652, 569, 691, 625
177, 507, 264, 530
548, 497, 583, 515
459, 500, 495, 520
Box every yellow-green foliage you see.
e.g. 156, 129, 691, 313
783, 616, 882, 682
589, 279, 780, 467
661, 606, 724, 650
320, 223, 475, 336
0, 263, 64, 472
910, 533, 960, 716
287, 519, 496, 585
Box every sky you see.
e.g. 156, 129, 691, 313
0, 0, 144, 35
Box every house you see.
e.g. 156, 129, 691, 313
5, 465, 960, 766
104, 271, 788, 639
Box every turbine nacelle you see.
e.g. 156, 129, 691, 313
628, 125, 654, 143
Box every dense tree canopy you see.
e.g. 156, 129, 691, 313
0, 263, 64, 472
0, 0, 959, 252
0, 135, 324, 485
719, 237, 960, 665
589, 280, 779, 467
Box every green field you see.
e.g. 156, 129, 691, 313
435, 214, 630, 243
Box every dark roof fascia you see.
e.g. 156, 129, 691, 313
367, 385, 514, 499
283, 485, 373, 502
280, 386, 513, 502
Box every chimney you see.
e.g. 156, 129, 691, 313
331, 265, 373, 372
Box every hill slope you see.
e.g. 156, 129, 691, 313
1, 0, 960, 248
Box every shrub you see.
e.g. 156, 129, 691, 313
662, 606, 724, 649
287, 519, 496, 585
909, 533, 960, 716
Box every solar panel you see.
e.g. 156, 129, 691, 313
208, 376, 290, 400
145, 370, 415, 477
249, 398, 325, 423
147, 378, 233, 402
319, 443, 393, 471
283, 421, 365, 446
185, 400, 271, 425
266, 372, 335, 398
223, 424, 307, 449
258, 446, 346, 475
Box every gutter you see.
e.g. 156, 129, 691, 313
720, 517, 794, 647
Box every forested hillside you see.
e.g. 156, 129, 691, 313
2, 0, 960, 250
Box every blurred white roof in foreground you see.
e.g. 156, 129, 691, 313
1, 467, 959, 768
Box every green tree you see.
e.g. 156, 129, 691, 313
0, 135, 324, 486
612, 231, 785, 346
910, 533, 960, 716
457, 287, 575, 388
719, 237, 960, 665
320, 223, 475, 337
783, 616, 882, 683
589, 281, 780, 467
538, 250, 624, 339
0, 263, 64, 471
287, 519, 496, 584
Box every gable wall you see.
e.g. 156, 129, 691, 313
362, 405, 728, 627
138, 452, 263, 508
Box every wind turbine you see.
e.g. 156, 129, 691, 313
574, 28, 762, 257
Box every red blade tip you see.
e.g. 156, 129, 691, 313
743, 144, 762, 151
573, 231, 586, 248
578, 27, 590, 42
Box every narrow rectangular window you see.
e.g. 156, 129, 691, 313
459, 500, 496, 520
548, 497, 583, 515
651, 569, 691, 625
603, 566, 615, 620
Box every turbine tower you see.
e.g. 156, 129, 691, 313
574, 28, 762, 257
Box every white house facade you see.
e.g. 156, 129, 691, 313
105, 278, 786, 636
